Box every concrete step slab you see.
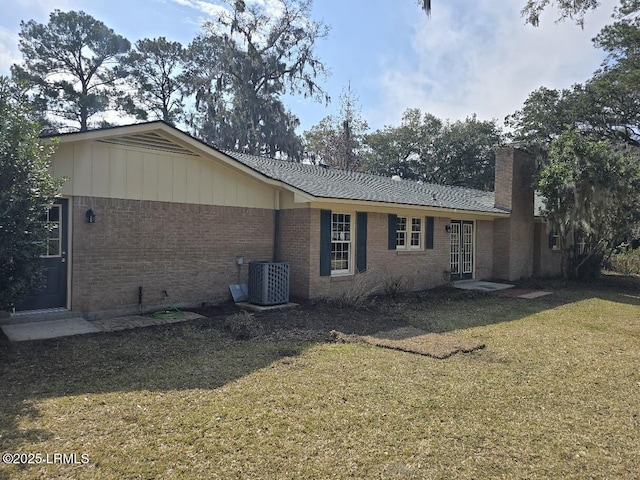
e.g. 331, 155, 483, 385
2, 318, 100, 342
0, 308, 77, 326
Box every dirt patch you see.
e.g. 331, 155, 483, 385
181, 287, 497, 345
330, 326, 485, 359
190, 297, 414, 338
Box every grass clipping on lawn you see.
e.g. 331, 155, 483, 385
331, 326, 485, 359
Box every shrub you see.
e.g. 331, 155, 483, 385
610, 248, 640, 276
383, 276, 406, 297
382, 275, 415, 297
331, 270, 380, 309
223, 311, 263, 339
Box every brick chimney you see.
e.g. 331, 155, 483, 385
492, 147, 535, 281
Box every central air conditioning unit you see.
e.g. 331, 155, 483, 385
248, 261, 290, 306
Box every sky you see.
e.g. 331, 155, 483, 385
0, 0, 621, 134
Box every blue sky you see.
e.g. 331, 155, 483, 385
0, 0, 620, 133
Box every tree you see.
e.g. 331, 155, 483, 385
121, 37, 186, 125
418, 0, 432, 16
363, 109, 505, 191
419, 0, 612, 27
508, 1, 640, 153
0, 77, 63, 311
521, 0, 601, 27
588, 0, 640, 145
539, 129, 640, 277
363, 109, 440, 179
182, 0, 328, 159
508, 2, 640, 277
303, 85, 368, 170
505, 86, 581, 158
430, 115, 505, 190
12, 9, 130, 132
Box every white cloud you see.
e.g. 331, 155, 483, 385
374, 0, 619, 127
0, 27, 20, 75
0, 0, 81, 75
191, 0, 229, 18
169, 0, 285, 23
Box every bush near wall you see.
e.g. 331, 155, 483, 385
610, 248, 640, 276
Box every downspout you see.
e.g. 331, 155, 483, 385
273, 191, 281, 262
273, 210, 281, 262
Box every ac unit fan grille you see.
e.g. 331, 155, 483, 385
248, 262, 290, 305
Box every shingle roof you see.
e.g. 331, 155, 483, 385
224, 151, 508, 215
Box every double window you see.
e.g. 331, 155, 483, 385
396, 217, 423, 250
388, 214, 434, 251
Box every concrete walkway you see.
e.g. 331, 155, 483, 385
452, 280, 553, 299
452, 280, 515, 292
1, 311, 205, 342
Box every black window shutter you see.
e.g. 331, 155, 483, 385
548, 231, 555, 249
320, 210, 332, 276
388, 214, 397, 250
356, 212, 367, 272
426, 216, 435, 249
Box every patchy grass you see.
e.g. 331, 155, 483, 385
1, 284, 639, 479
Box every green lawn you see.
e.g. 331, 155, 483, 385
1, 284, 639, 479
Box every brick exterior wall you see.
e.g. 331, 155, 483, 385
277, 208, 311, 299
492, 148, 535, 281
492, 218, 511, 280
475, 220, 494, 280
68, 147, 539, 314
533, 221, 563, 277
71, 196, 274, 318
306, 209, 451, 299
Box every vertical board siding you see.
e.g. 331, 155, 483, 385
50, 140, 278, 209
126, 149, 144, 199
142, 152, 159, 201
91, 145, 110, 198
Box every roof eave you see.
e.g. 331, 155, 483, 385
309, 197, 510, 218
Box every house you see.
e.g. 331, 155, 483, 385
15, 121, 562, 318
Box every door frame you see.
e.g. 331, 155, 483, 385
14, 198, 72, 311
449, 220, 475, 281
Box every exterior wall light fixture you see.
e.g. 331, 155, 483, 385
86, 209, 96, 223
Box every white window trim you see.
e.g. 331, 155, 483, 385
331, 212, 353, 275
396, 216, 423, 251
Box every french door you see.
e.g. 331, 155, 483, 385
450, 220, 474, 281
